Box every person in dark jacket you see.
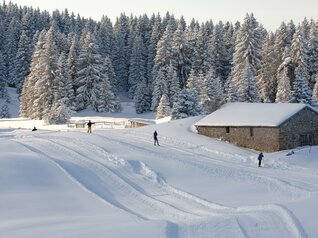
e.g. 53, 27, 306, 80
32, 127, 37, 131
153, 130, 159, 146
258, 152, 264, 167
87, 120, 95, 133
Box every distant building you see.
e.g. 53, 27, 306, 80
128, 118, 155, 128
195, 103, 318, 152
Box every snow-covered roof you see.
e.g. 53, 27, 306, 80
195, 103, 317, 127
128, 118, 156, 125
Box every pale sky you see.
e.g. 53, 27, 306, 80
9, 0, 318, 31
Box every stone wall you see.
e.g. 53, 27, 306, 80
279, 108, 318, 150
196, 126, 280, 152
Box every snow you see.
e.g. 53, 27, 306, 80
1, 89, 318, 238
195, 102, 316, 127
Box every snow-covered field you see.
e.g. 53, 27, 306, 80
1, 88, 318, 238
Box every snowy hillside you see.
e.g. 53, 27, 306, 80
1, 113, 318, 237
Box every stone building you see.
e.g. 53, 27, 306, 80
195, 103, 318, 152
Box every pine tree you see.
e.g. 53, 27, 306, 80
276, 65, 292, 103
67, 34, 79, 110
0, 102, 10, 118
128, 35, 146, 98
104, 56, 117, 92
237, 61, 260, 102
153, 23, 174, 85
291, 28, 310, 87
257, 33, 277, 102
134, 80, 151, 114
113, 13, 130, 91
312, 74, 318, 106
290, 66, 313, 104
147, 14, 161, 90
224, 77, 238, 103
156, 94, 170, 119
5, 16, 21, 87
171, 89, 202, 119
171, 22, 191, 88
166, 63, 181, 107
191, 26, 210, 75
151, 66, 168, 111
231, 13, 263, 102
15, 30, 31, 94
201, 69, 224, 113
307, 24, 318, 86
43, 100, 70, 124
0, 52, 6, 98
208, 21, 227, 83
19, 30, 46, 119
55, 52, 72, 107
32, 26, 59, 119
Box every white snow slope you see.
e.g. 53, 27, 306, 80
1, 89, 318, 238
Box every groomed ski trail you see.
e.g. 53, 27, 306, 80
14, 132, 307, 238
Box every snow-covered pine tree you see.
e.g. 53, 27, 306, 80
0, 102, 10, 118
201, 68, 224, 113
128, 35, 147, 98
103, 55, 117, 92
312, 74, 318, 106
186, 69, 203, 98
55, 52, 72, 108
166, 63, 181, 107
0, 52, 6, 98
97, 16, 113, 58
291, 28, 310, 87
307, 24, 318, 86
224, 77, 238, 103
134, 80, 151, 114
208, 21, 227, 83
15, 30, 31, 95
5, 16, 21, 87
171, 22, 191, 88
156, 94, 170, 119
43, 100, 70, 124
223, 22, 235, 81
151, 66, 168, 111
290, 66, 313, 104
93, 71, 121, 113
171, 88, 202, 120
31, 26, 59, 119
274, 22, 290, 66
152, 23, 174, 85
231, 13, 263, 102
257, 33, 277, 102
190, 26, 210, 75
147, 14, 161, 90
75, 31, 120, 112
19, 30, 46, 119
237, 60, 260, 102
276, 64, 292, 103
113, 13, 130, 91
67, 34, 79, 110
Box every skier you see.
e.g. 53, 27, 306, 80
258, 152, 264, 167
87, 120, 95, 133
153, 130, 159, 146
32, 127, 37, 131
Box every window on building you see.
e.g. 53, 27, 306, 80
250, 128, 254, 137
226, 127, 230, 133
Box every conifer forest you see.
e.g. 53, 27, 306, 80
1, 1, 318, 122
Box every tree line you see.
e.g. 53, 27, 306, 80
0, 1, 318, 122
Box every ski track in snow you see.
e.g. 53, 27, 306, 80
94, 131, 318, 199
12, 131, 309, 238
